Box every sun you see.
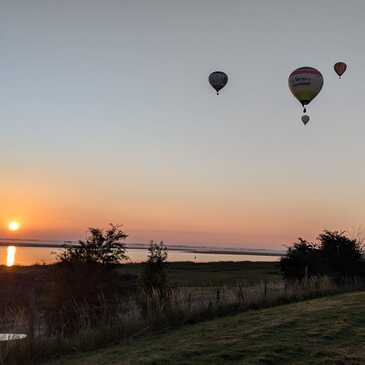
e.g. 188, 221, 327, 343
8, 221, 20, 232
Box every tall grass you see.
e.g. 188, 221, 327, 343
1, 276, 364, 365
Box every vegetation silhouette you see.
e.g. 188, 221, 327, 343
57, 224, 128, 264
47, 224, 132, 335
140, 240, 168, 296
138, 241, 171, 324
280, 230, 364, 282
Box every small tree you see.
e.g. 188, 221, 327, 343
280, 238, 319, 281
58, 224, 128, 265
49, 224, 129, 334
140, 241, 168, 297
318, 230, 364, 280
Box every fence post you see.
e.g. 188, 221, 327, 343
28, 288, 36, 341
188, 293, 192, 312
216, 289, 220, 305
304, 266, 308, 287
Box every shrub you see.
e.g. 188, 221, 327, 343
280, 238, 319, 281
140, 241, 168, 297
318, 230, 364, 280
280, 230, 365, 282
47, 224, 131, 335
57, 224, 128, 265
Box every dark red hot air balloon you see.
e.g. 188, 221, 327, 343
334, 62, 347, 78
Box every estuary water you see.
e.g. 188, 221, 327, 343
0, 246, 281, 266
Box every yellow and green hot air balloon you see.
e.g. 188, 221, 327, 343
288, 67, 324, 125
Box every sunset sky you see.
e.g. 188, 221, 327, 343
1, 0, 365, 249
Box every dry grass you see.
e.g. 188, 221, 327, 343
45, 291, 365, 365
1, 276, 363, 364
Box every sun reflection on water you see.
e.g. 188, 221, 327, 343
6, 246, 16, 267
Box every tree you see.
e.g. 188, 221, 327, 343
280, 230, 365, 282
140, 241, 168, 297
49, 224, 130, 334
58, 224, 128, 265
280, 238, 319, 281
318, 230, 364, 280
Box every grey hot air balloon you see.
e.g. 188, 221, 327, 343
301, 114, 310, 125
209, 71, 228, 95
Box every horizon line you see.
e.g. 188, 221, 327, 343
0, 239, 284, 257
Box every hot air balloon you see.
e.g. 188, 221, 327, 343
301, 115, 310, 125
288, 67, 324, 124
334, 62, 347, 78
209, 71, 228, 95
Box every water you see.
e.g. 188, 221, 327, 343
0, 246, 280, 266
0, 334, 27, 342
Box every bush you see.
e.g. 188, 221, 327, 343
57, 224, 128, 264
280, 238, 319, 281
140, 241, 168, 297
47, 224, 131, 335
318, 230, 364, 280
280, 230, 365, 282
138, 241, 170, 322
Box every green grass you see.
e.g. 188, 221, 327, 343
4, 261, 280, 287
1, 261, 280, 292
118, 261, 280, 287
46, 291, 365, 365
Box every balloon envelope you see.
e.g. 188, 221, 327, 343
301, 115, 310, 125
209, 71, 228, 94
334, 62, 347, 78
288, 67, 323, 109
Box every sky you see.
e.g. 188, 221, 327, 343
1, 0, 365, 249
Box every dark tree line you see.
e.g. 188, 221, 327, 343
280, 230, 364, 282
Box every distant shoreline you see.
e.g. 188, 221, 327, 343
0, 241, 284, 257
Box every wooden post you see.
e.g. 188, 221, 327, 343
188, 293, 192, 312
28, 288, 36, 341
304, 266, 308, 286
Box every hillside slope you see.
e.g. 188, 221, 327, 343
47, 291, 365, 365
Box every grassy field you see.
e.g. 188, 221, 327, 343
4, 261, 280, 288
46, 291, 365, 365
117, 261, 281, 286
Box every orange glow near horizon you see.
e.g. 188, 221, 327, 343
0, 190, 359, 249
7, 246, 16, 267
0, 170, 362, 253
